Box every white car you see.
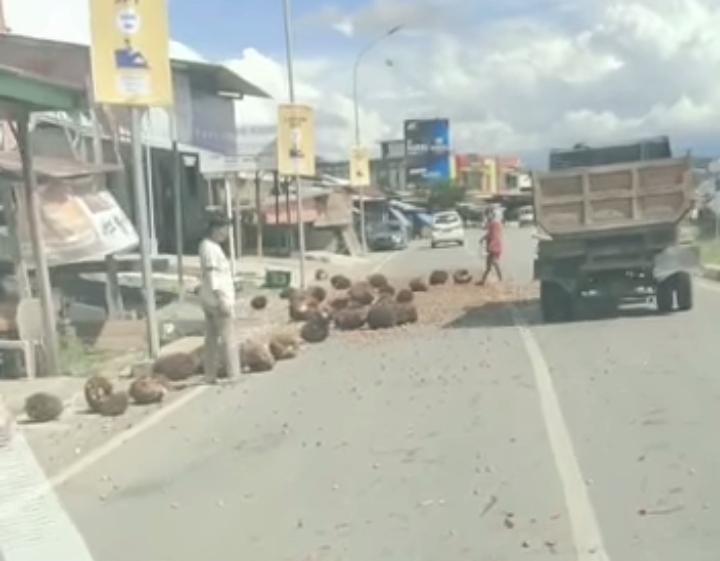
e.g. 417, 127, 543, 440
518, 205, 535, 227
431, 211, 465, 248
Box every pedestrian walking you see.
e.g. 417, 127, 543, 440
199, 214, 240, 383
478, 209, 504, 285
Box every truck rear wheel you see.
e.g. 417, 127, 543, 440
656, 279, 675, 313
540, 282, 573, 323
675, 272, 693, 311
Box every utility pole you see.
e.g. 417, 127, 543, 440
282, 0, 307, 289
352, 25, 403, 254
130, 108, 160, 358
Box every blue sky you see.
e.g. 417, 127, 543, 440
169, 0, 362, 60
166, 0, 720, 163
9, 0, 720, 162
168, 0, 592, 61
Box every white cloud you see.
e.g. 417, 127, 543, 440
286, 0, 720, 165
225, 48, 390, 160
10, 0, 720, 165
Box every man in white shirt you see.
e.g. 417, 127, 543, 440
199, 215, 239, 383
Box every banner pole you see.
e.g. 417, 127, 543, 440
131, 107, 160, 358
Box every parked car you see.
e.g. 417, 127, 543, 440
368, 222, 408, 251
431, 211, 465, 248
518, 205, 535, 227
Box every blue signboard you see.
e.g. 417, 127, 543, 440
404, 119, 451, 187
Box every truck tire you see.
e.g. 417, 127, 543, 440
541, 282, 573, 323
675, 272, 693, 311
656, 279, 674, 313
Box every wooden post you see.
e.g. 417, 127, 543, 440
17, 114, 60, 376
234, 176, 242, 260
225, 175, 238, 285
255, 171, 263, 258
284, 176, 293, 252
274, 170, 280, 226
1, 182, 31, 299
170, 117, 184, 297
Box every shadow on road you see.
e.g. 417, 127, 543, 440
444, 300, 667, 330
443, 299, 540, 329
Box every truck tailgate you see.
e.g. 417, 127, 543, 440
535, 157, 693, 238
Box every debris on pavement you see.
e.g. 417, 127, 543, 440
330, 274, 351, 290
409, 278, 429, 292
367, 300, 398, 330
429, 270, 450, 286
453, 269, 473, 285
24, 392, 64, 423
334, 306, 368, 330
289, 293, 321, 322
250, 295, 268, 311
269, 329, 301, 360
396, 302, 418, 326
349, 282, 375, 306
308, 285, 327, 303
301, 313, 331, 343
396, 288, 414, 303
129, 376, 167, 405
240, 340, 276, 373
368, 273, 389, 289
85, 375, 114, 413
480, 495, 498, 517
153, 352, 200, 382
637, 506, 685, 516
97, 391, 130, 417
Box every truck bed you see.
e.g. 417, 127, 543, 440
534, 157, 693, 238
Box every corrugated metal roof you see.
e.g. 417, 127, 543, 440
0, 33, 270, 99
0, 152, 120, 179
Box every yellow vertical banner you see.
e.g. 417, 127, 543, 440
350, 146, 370, 187
277, 104, 316, 176
89, 0, 174, 106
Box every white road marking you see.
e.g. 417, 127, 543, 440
9, 247, 407, 507
368, 245, 411, 275
512, 310, 611, 561
0, 433, 95, 561
7, 385, 208, 517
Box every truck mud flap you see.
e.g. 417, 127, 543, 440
653, 245, 700, 282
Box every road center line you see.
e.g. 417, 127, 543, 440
512, 310, 611, 561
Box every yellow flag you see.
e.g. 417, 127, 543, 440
89, 0, 174, 106
277, 104, 316, 176
350, 146, 370, 187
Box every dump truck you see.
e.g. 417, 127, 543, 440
534, 137, 699, 321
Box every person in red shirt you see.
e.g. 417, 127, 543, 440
478, 210, 503, 285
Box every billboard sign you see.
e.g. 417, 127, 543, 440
277, 104, 316, 177
89, 0, 174, 106
404, 119, 451, 187
350, 146, 371, 187
381, 140, 406, 160
7, 181, 139, 267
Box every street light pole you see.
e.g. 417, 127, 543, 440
282, 0, 307, 289
352, 25, 402, 254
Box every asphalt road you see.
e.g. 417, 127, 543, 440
9, 226, 720, 561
